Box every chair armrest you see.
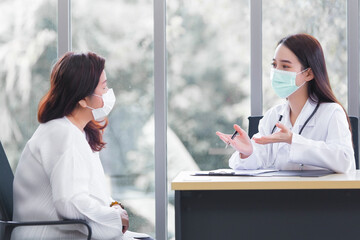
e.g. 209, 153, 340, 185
1, 219, 92, 240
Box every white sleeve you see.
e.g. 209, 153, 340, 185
50, 147, 123, 239
229, 111, 277, 170
289, 108, 355, 173
229, 138, 266, 170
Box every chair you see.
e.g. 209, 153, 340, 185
0, 141, 92, 240
349, 116, 359, 169
248, 116, 359, 169
248, 116, 263, 138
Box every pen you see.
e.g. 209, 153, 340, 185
225, 130, 238, 148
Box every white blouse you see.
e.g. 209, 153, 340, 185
229, 99, 355, 173
12, 117, 124, 240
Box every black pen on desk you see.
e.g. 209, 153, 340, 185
225, 130, 238, 148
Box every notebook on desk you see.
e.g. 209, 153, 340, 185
193, 169, 334, 177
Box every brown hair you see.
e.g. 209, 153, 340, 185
38, 52, 108, 151
278, 33, 351, 130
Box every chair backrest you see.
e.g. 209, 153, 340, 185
248, 116, 263, 139
0, 141, 14, 221
349, 116, 359, 169
249, 115, 359, 169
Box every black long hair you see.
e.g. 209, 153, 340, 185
278, 33, 351, 130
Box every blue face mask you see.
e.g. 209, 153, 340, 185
270, 68, 308, 98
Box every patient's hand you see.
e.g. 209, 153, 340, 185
120, 208, 129, 233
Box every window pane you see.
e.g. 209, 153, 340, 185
263, 0, 347, 111
167, 1, 250, 238
72, 0, 155, 236
0, 0, 57, 169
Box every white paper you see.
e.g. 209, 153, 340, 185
123, 230, 151, 239
194, 168, 278, 176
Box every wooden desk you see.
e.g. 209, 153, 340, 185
171, 171, 360, 240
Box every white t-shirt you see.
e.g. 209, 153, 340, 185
12, 117, 124, 240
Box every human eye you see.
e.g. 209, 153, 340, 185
102, 80, 108, 90
271, 62, 276, 68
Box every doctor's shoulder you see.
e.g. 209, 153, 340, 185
318, 102, 347, 118
315, 102, 351, 130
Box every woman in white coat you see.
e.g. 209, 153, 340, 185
216, 33, 355, 173
12, 52, 153, 239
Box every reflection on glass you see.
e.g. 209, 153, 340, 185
263, 0, 347, 111
72, 0, 155, 236
0, 0, 57, 168
167, 0, 250, 239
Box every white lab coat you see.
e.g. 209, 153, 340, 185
229, 99, 355, 173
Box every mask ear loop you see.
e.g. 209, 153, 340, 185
294, 68, 311, 88
92, 87, 109, 98
86, 94, 103, 110
296, 67, 310, 75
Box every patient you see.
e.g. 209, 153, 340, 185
12, 52, 153, 240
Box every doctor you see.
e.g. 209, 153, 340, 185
216, 33, 355, 173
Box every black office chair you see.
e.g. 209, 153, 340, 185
248, 115, 359, 169
349, 116, 359, 169
248, 116, 263, 139
0, 141, 92, 240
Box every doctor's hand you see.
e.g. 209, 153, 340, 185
253, 122, 293, 145
216, 124, 253, 158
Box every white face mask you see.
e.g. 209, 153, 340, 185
87, 88, 116, 121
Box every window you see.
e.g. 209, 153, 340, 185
167, 0, 250, 238
72, 0, 155, 235
0, 0, 57, 169
2, 1, 358, 239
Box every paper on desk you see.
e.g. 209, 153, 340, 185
258, 170, 335, 177
123, 231, 151, 239
193, 168, 278, 176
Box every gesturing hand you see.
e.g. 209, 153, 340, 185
253, 122, 293, 144
216, 124, 253, 158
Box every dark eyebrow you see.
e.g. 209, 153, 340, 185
273, 58, 292, 64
